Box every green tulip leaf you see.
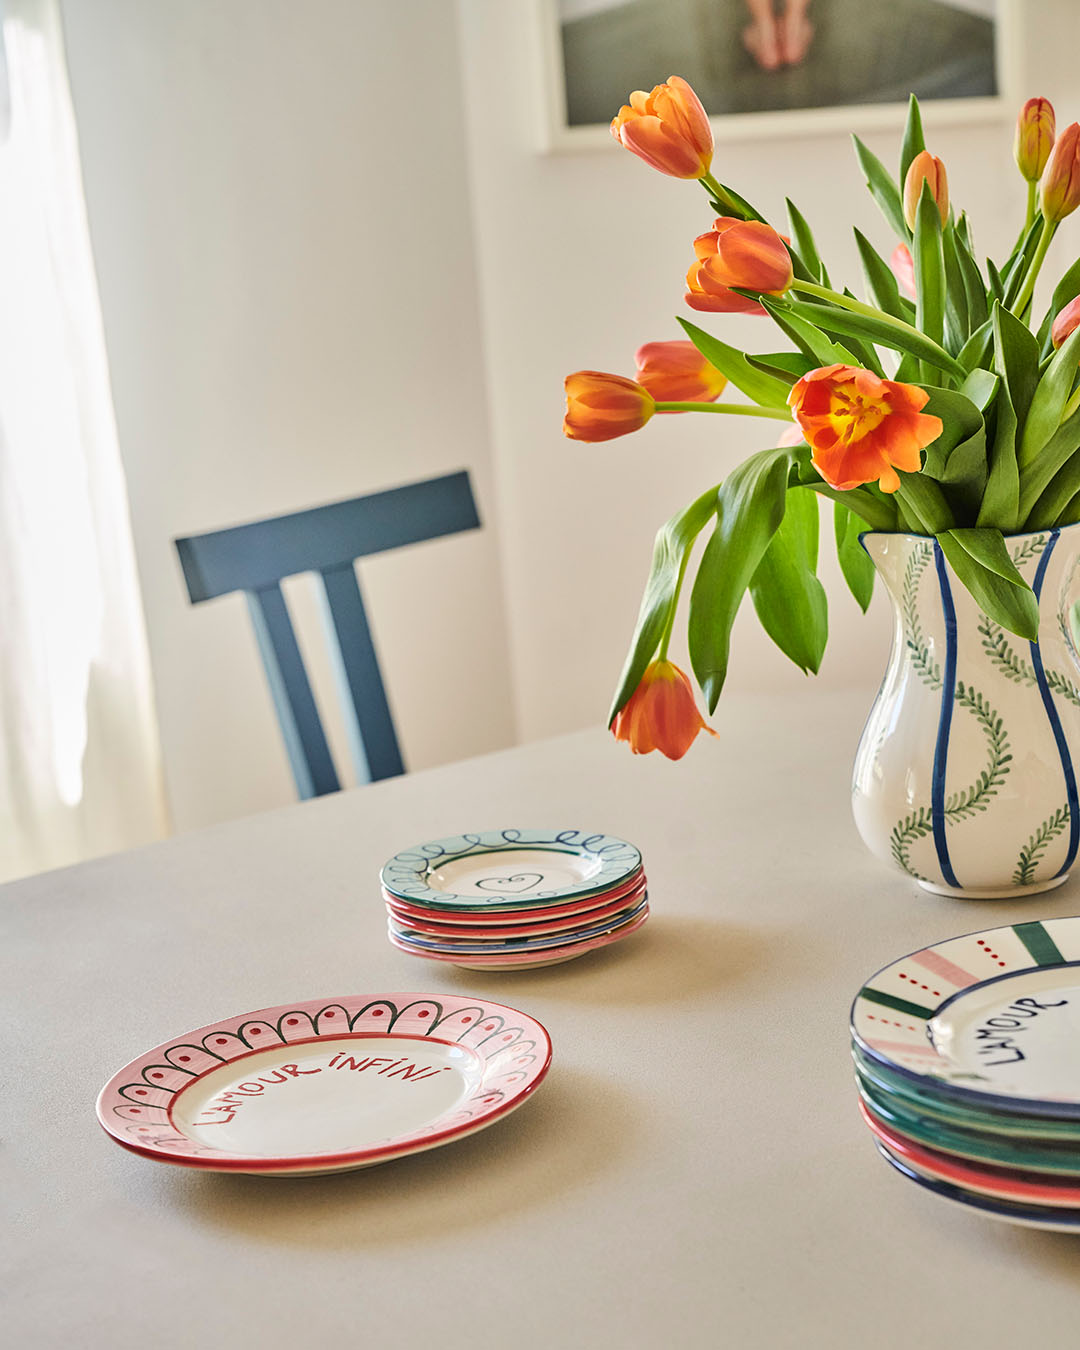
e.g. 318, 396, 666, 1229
852, 135, 908, 241
899, 94, 926, 186
1019, 409, 1080, 526
688, 448, 793, 711
976, 383, 1020, 532
1037, 256, 1080, 351
607, 485, 720, 723
760, 299, 862, 368
749, 487, 828, 674
913, 182, 945, 351
771, 295, 965, 381
992, 300, 1040, 430
676, 318, 792, 408
937, 528, 1040, 641
918, 386, 985, 479
786, 198, 829, 287
834, 500, 876, 612
1018, 323, 1080, 468
853, 228, 914, 323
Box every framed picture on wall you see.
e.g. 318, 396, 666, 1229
534, 0, 1020, 150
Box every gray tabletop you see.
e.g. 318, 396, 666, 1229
7, 689, 1080, 1350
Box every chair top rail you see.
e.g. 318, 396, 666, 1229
176, 470, 479, 603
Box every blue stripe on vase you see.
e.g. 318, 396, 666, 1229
931, 543, 961, 888
1028, 529, 1080, 876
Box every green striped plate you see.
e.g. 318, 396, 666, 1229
850, 918, 1080, 1119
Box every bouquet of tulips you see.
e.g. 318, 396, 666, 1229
564, 78, 1080, 760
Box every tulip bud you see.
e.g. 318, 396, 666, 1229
563, 371, 655, 442
634, 341, 728, 407
1051, 296, 1080, 351
611, 76, 713, 180
903, 151, 949, 232
1041, 123, 1080, 223
1014, 97, 1056, 182
611, 660, 717, 759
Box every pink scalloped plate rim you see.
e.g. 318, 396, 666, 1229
96, 993, 552, 1175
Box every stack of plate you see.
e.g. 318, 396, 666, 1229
380, 828, 648, 971
851, 917, 1080, 1232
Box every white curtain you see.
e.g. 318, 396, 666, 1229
0, 0, 168, 881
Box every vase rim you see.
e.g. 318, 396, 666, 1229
857, 524, 1079, 542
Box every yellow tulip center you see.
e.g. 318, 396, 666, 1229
827, 382, 889, 444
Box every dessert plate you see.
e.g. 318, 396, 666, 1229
383, 875, 647, 931
389, 906, 650, 970
856, 1087, 1080, 1175
380, 829, 641, 910
861, 1101, 1080, 1207
852, 1044, 1080, 1141
389, 896, 649, 954
876, 1145, 1080, 1233
96, 993, 551, 1176
851, 917, 1080, 1117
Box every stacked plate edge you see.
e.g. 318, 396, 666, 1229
379, 828, 649, 970
850, 917, 1080, 1232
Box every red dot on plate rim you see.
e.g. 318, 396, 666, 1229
151, 1072, 164, 1079
462, 1016, 472, 1024
286, 1018, 299, 1026
215, 1037, 228, 1044
324, 1011, 336, 1018
372, 1009, 385, 1017
250, 1027, 262, 1035
418, 1010, 430, 1018
178, 1055, 191, 1062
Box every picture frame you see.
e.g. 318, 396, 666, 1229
533, 0, 1022, 153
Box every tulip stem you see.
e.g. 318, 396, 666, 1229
1025, 181, 1038, 235
1063, 385, 1080, 425
654, 400, 793, 419
658, 551, 691, 662
788, 278, 966, 380
1012, 216, 1056, 317
700, 172, 742, 217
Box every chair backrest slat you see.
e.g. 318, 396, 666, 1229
175, 471, 479, 798
317, 562, 403, 785
245, 585, 341, 799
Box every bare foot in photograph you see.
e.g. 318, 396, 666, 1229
742, 0, 782, 70
780, 0, 814, 65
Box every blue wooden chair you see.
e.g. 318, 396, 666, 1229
174, 471, 480, 799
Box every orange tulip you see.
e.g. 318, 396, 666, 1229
685, 217, 792, 311
611, 660, 717, 759
1051, 296, 1080, 350
1015, 97, 1056, 182
890, 243, 916, 300
610, 76, 713, 180
788, 364, 943, 495
1041, 123, 1080, 223
634, 340, 727, 407
563, 371, 655, 442
903, 151, 949, 231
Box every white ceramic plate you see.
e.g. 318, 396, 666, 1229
851, 917, 1080, 1118
96, 993, 551, 1175
380, 829, 641, 910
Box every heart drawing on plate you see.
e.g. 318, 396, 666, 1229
474, 873, 545, 893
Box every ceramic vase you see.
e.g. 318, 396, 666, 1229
852, 525, 1080, 898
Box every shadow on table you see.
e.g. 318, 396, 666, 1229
438, 915, 777, 1006
159, 1065, 634, 1247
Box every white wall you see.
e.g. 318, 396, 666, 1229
59, 0, 516, 832
457, 0, 1080, 746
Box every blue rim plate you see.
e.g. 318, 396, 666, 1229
379, 829, 642, 911
875, 1143, 1080, 1232
850, 917, 1080, 1119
